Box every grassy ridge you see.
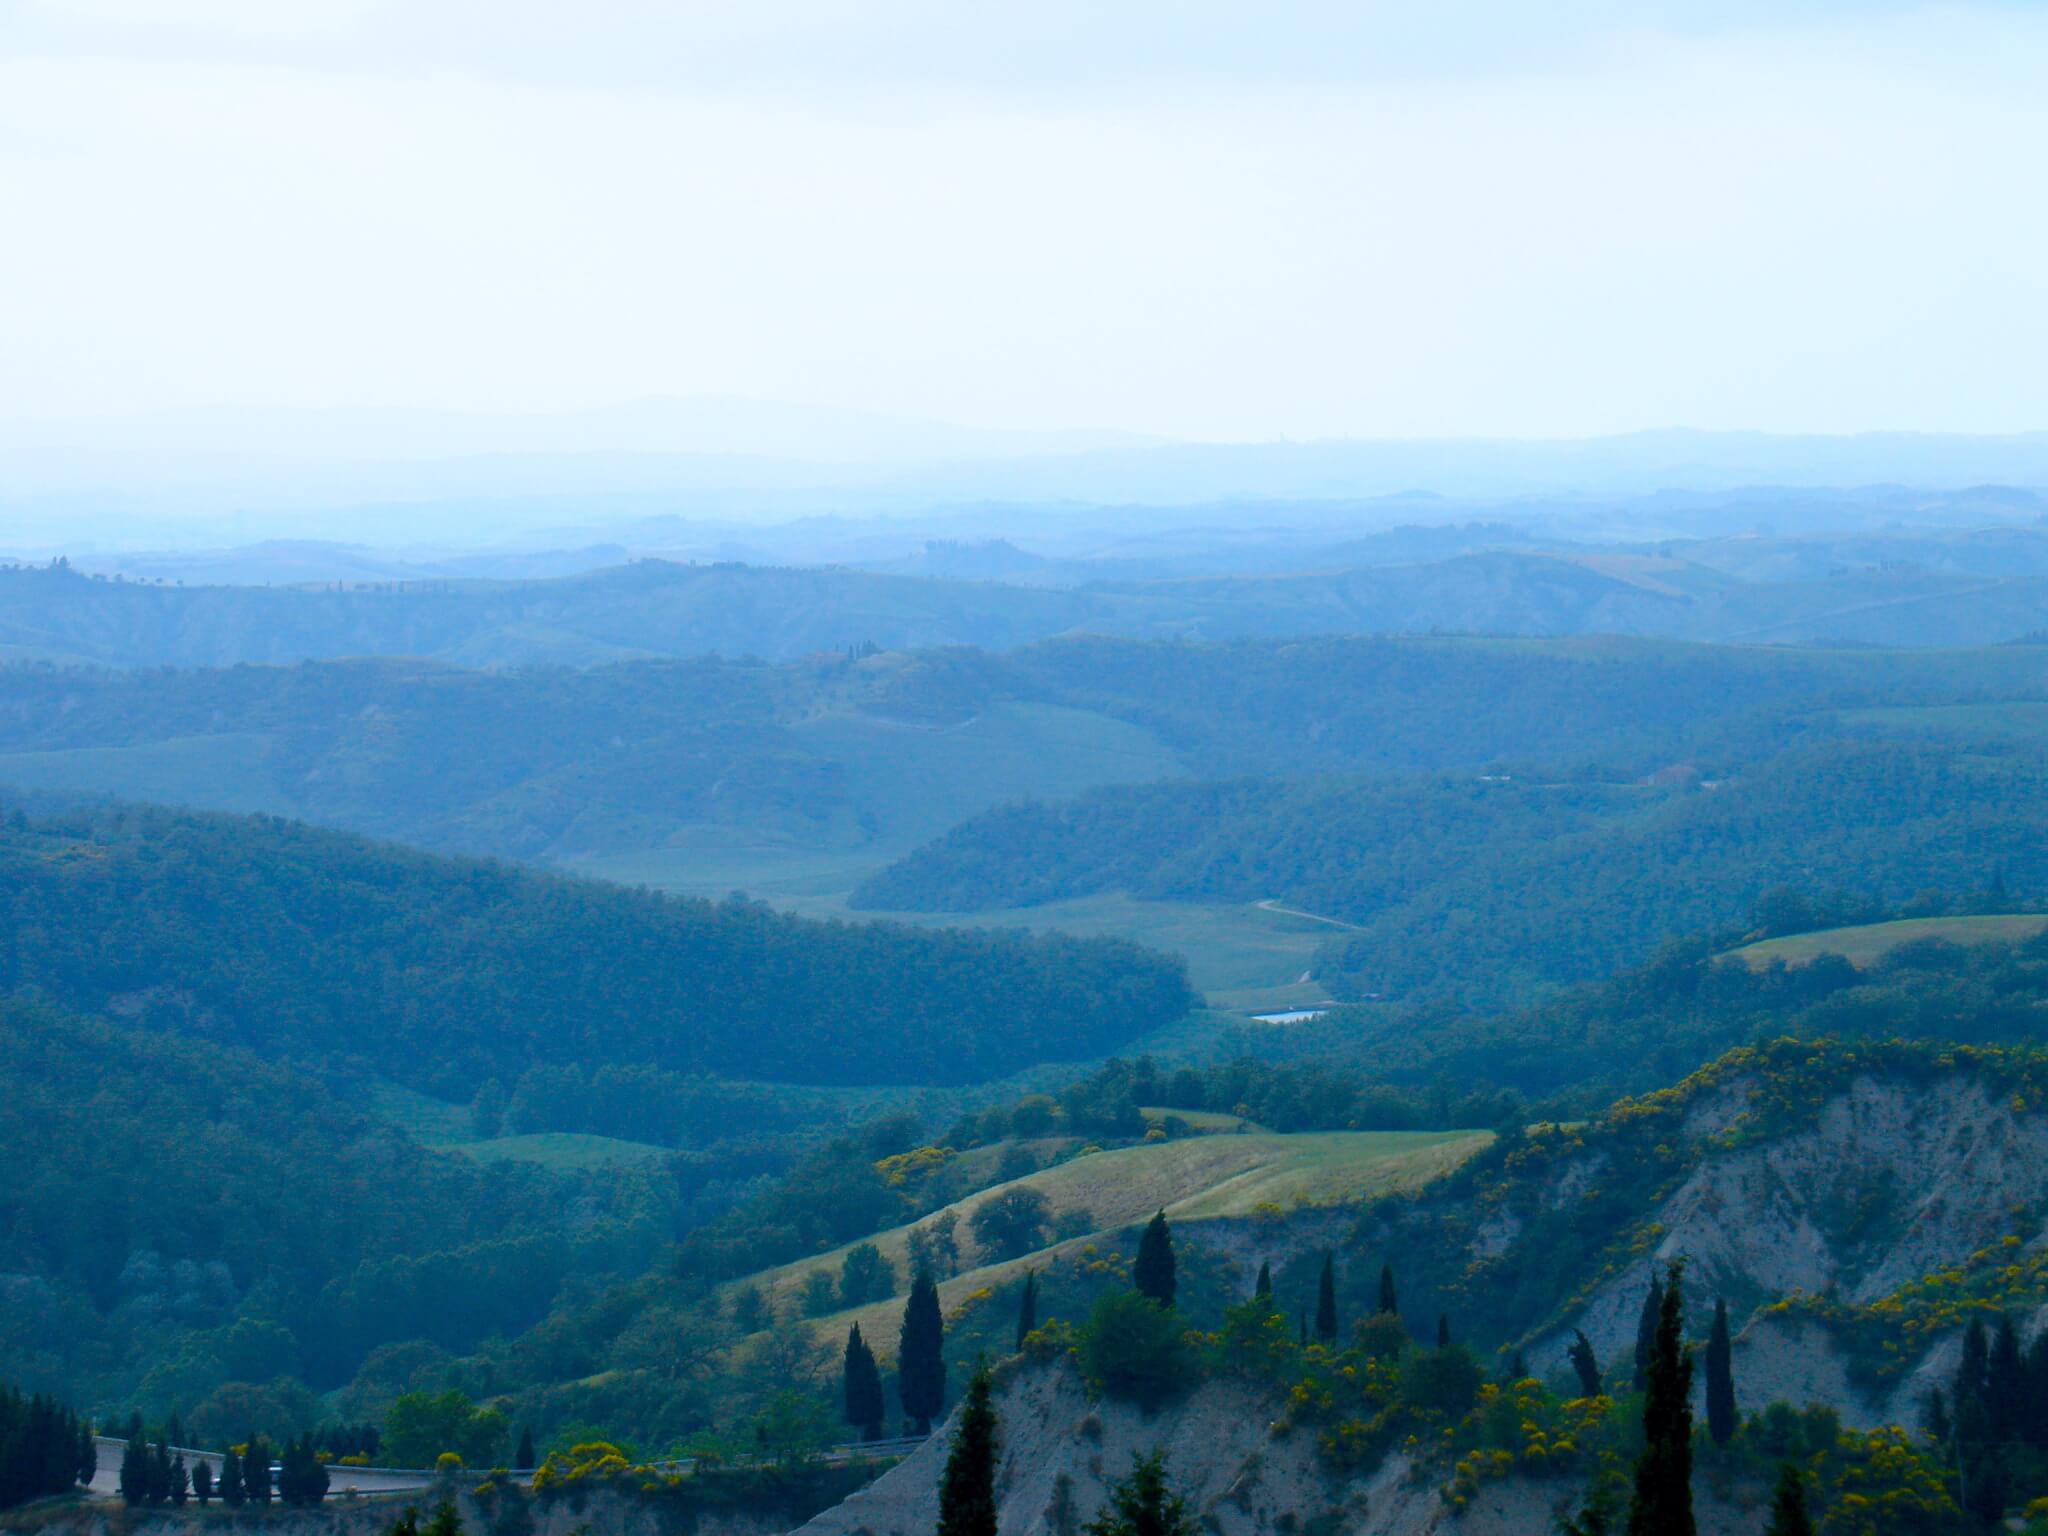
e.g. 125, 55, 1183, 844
732, 1129, 1491, 1350
1730, 914, 2048, 970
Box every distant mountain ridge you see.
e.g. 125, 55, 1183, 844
20, 517, 2048, 668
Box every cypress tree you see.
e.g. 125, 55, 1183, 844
1083, 1449, 1194, 1536
1988, 1312, 2024, 1441
192, 1459, 214, 1505
117, 1436, 146, 1505
1376, 1263, 1398, 1317
1253, 1262, 1272, 1303
1632, 1271, 1665, 1392
220, 1450, 245, 1508
1764, 1463, 1813, 1536
244, 1436, 270, 1505
1015, 1272, 1038, 1350
1704, 1297, 1736, 1447
515, 1428, 535, 1470
1314, 1255, 1338, 1341
1624, 1262, 1694, 1536
1133, 1212, 1175, 1308
1568, 1329, 1603, 1398
935, 1365, 998, 1536
147, 1441, 170, 1505
844, 1324, 885, 1441
1436, 1314, 1451, 1349
168, 1451, 188, 1507
899, 1271, 946, 1434
1957, 1313, 1989, 1408
1925, 1387, 1951, 1450
310, 1435, 330, 1505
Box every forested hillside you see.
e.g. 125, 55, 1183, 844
2, 635, 2041, 873
0, 995, 672, 1423
862, 739, 2048, 1004
0, 805, 1192, 1090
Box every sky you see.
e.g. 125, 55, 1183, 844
2, 1, 2045, 443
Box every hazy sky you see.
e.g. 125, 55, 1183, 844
3, 1, 2045, 441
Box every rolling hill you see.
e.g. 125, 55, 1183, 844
731, 1128, 1491, 1349
0, 803, 1193, 1092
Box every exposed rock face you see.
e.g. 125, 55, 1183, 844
1501, 1071, 2048, 1423
793, 1360, 1765, 1536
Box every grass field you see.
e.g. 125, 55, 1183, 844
1837, 702, 2048, 743
731, 1128, 1491, 1352
566, 842, 1334, 1009
0, 731, 293, 816
1730, 914, 2048, 970
452, 1131, 675, 1171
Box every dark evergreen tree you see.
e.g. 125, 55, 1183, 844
1376, 1263, 1398, 1317
192, 1459, 214, 1505
1133, 1212, 1175, 1308
1622, 1269, 1687, 1536
147, 1441, 170, 1505
1632, 1271, 1665, 1393
1315, 1255, 1338, 1341
1926, 1387, 1951, 1451
1253, 1261, 1272, 1303
1764, 1463, 1813, 1536
899, 1272, 946, 1434
1624, 1263, 1693, 1536
1704, 1297, 1736, 1448
515, 1429, 535, 1471
117, 1436, 146, 1505
1987, 1312, 2024, 1442
1083, 1449, 1195, 1536
1568, 1329, 1603, 1399
935, 1365, 998, 1536
1436, 1314, 1451, 1349
168, 1451, 189, 1507
0, 1388, 99, 1512
1015, 1272, 1039, 1350
219, 1449, 245, 1507
244, 1436, 271, 1506
844, 1325, 885, 1442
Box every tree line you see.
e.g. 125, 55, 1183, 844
0, 1384, 93, 1510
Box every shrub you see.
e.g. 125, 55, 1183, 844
1399, 1347, 1485, 1419
1079, 1292, 1193, 1410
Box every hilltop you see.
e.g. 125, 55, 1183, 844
0, 803, 1192, 1092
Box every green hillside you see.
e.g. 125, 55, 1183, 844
0, 995, 661, 1418
860, 739, 2048, 1007
0, 803, 1193, 1092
